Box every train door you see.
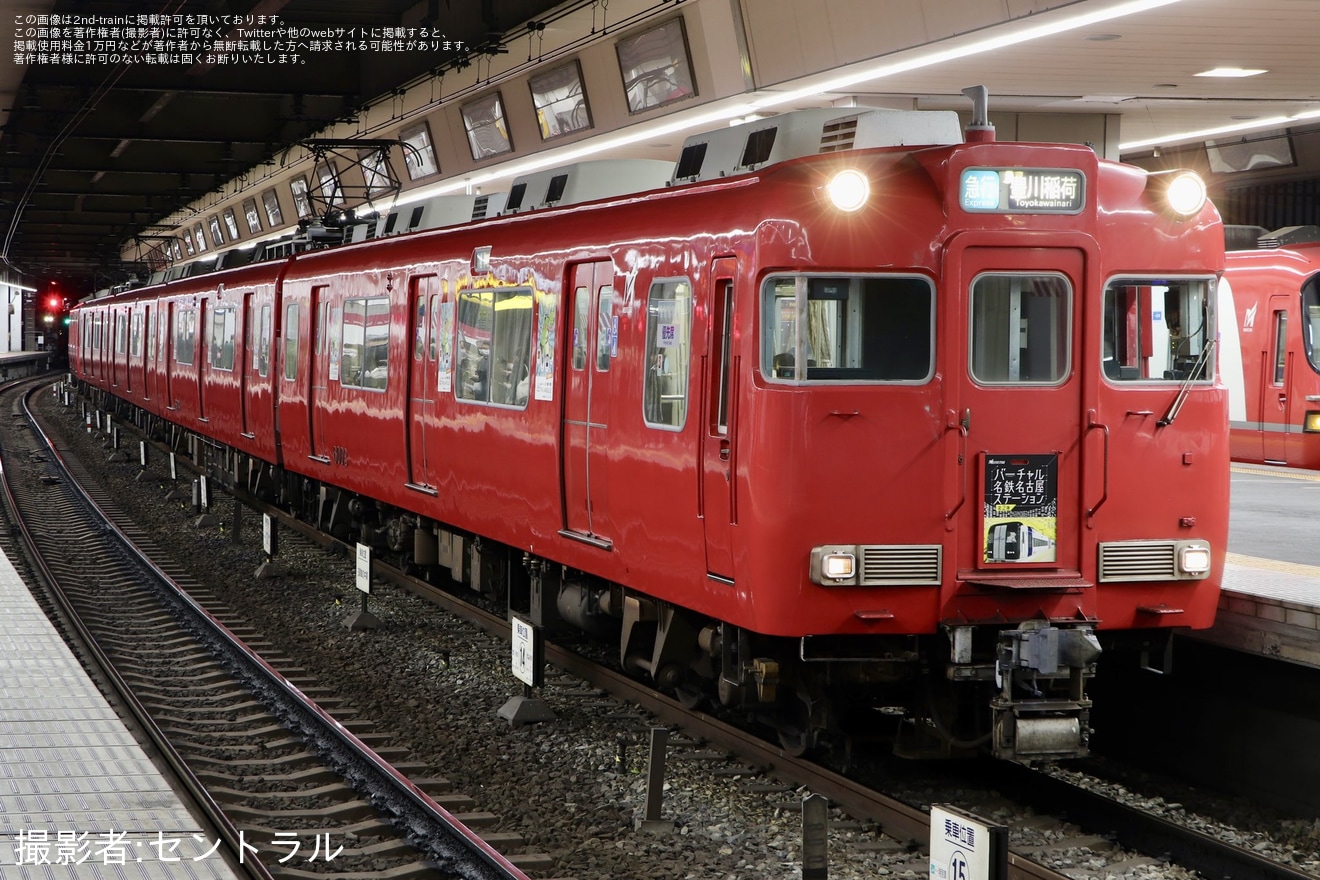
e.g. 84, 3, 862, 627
1260, 297, 1291, 463
308, 285, 331, 462
405, 275, 441, 490
561, 260, 614, 543
955, 246, 1084, 577
701, 259, 738, 580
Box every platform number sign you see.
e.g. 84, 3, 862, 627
929, 805, 1006, 880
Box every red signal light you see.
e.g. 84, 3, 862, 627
45, 294, 62, 311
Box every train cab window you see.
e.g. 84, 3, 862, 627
1102, 278, 1215, 382
283, 303, 300, 381
210, 306, 237, 371
340, 297, 390, 391
456, 288, 534, 407
761, 274, 933, 383
970, 273, 1069, 384
1303, 277, 1320, 372
643, 279, 693, 429
174, 308, 197, 365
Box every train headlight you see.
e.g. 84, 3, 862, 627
825, 169, 870, 213
1164, 171, 1207, 217
810, 546, 858, 584
1304, 411, 1320, 433
1176, 542, 1212, 577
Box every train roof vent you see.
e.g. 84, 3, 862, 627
373, 193, 515, 236
500, 159, 675, 214
1257, 225, 1320, 249
669, 107, 962, 184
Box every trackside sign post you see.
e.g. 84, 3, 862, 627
929, 805, 1007, 880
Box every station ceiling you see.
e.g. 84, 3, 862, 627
2, 0, 1318, 292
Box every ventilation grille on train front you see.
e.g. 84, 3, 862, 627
859, 545, 942, 585
819, 117, 859, 153
1098, 541, 1177, 582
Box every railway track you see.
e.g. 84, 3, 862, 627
3, 375, 549, 880
31, 374, 1320, 880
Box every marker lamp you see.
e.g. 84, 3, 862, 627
1304, 411, 1320, 433
1164, 171, 1207, 218
1177, 543, 1212, 577
810, 546, 858, 584
825, 169, 870, 213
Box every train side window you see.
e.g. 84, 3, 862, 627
129, 313, 143, 358
1102, 278, 1215, 382
210, 305, 237, 371
596, 286, 614, 371
970, 273, 1069, 384
1302, 278, 1320, 371
572, 287, 589, 370
340, 296, 390, 391
1272, 310, 1288, 385
643, 279, 692, 429
761, 274, 933, 383
256, 305, 272, 378
115, 310, 128, 355
175, 307, 196, 365
283, 303, 299, 380
456, 288, 533, 407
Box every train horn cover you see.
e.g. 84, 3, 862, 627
1164, 171, 1208, 217
825, 169, 870, 212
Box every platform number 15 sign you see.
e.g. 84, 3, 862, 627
929, 805, 1006, 880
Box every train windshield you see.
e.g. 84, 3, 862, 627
1302, 276, 1320, 372
761, 274, 933, 382
1102, 278, 1216, 382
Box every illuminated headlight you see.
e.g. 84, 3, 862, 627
1304, 411, 1320, 433
1164, 171, 1207, 217
1177, 542, 1212, 577
825, 169, 870, 213
810, 546, 858, 585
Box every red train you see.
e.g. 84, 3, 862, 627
1221, 225, 1320, 469
70, 94, 1229, 762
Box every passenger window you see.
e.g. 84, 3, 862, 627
283, 303, 299, 381
572, 287, 589, 370
596, 286, 614, 371
456, 288, 534, 407
256, 305, 272, 377
1272, 310, 1287, 385
175, 308, 196, 365
762, 275, 933, 382
130, 313, 143, 358
340, 297, 390, 391
643, 279, 692, 429
210, 306, 237, 371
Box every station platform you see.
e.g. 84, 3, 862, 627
0, 546, 241, 877
1184, 464, 1320, 669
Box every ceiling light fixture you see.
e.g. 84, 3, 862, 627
1195, 67, 1267, 78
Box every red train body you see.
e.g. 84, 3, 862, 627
69, 104, 1229, 761
1222, 226, 1320, 469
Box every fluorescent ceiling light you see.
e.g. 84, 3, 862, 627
1120, 107, 1320, 151
1195, 67, 1267, 78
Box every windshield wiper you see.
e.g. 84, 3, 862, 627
1157, 336, 1215, 427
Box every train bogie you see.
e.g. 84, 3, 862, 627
69, 98, 1229, 763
